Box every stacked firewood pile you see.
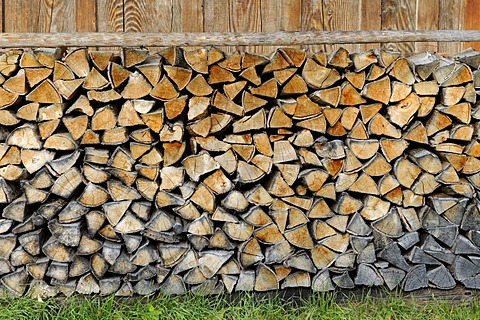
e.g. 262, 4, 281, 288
0, 45, 479, 297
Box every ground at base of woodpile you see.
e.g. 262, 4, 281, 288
1, 290, 480, 320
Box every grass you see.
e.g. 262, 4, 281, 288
0, 291, 479, 320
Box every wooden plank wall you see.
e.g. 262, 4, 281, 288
1, 0, 480, 54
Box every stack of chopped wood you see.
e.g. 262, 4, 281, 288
0, 45, 479, 297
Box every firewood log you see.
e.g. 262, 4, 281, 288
87, 51, 112, 72
390, 81, 411, 102
369, 114, 401, 138
388, 93, 420, 127
2, 45, 480, 296
361, 76, 391, 104
64, 48, 89, 78
123, 48, 148, 68
21, 149, 54, 175
7, 124, 42, 149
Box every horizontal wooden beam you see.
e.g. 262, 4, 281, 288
0, 30, 479, 47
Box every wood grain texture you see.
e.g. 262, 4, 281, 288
175, 0, 203, 51
1, 43, 480, 296
261, 0, 280, 54
438, 0, 465, 54
464, 0, 480, 51
302, 0, 326, 53
96, 0, 123, 52
279, 0, 302, 31
280, 0, 302, 50
415, 0, 439, 52
323, 0, 362, 52
124, 0, 174, 32
39, 0, 75, 32
76, 0, 97, 32
0, 1, 478, 54
232, 0, 262, 52
180, 0, 203, 32
204, 0, 233, 52
259, 0, 302, 53
96, 0, 123, 32
4, 0, 41, 32
360, 0, 381, 50
0, 0, 2, 32
381, 0, 417, 53
124, 0, 174, 52
0, 31, 479, 48
5, 0, 95, 33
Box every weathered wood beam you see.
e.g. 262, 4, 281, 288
0, 30, 479, 48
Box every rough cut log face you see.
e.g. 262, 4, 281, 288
1, 45, 480, 296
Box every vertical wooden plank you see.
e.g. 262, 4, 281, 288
279, 0, 302, 50
38, 0, 75, 32
302, 0, 326, 54
96, 0, 123, 52
415, 0, 439, 52
464, 0, 480, 51
175, 0, 203, 52
75, 0, 97, 50
6, 0, 94, 33
124, 0, 173, 32
0, 0, 3, 33
232, 0, 262, 53
360, 0, 381, 51
323, 0, 362, 53
204, 0, 234, 53
124, 0, 174, 53
381, 0, 417, 53
4, 0, 41, 32
180, 0, 203, 32
260, 0, 304, 54
438, 0, 465, 54
5, 0, 93, 33
279, 0, 302, 31
261, 0, 280, 54
96, 0, 124, 32
76, 0, 97, 32
171, 0, 182, 32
